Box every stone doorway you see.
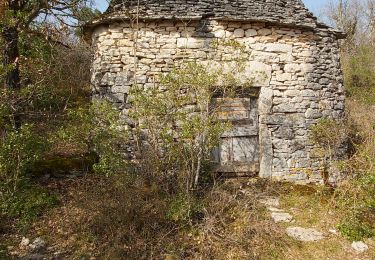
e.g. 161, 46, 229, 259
213, 89, 260, 176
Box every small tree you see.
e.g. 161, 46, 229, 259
130, 47, 256, 193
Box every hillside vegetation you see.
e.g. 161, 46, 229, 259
0, 0, 374, 259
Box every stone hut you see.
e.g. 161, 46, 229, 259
84, 0, 346, 184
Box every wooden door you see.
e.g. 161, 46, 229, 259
213, 94, 260, 176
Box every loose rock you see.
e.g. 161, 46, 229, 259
20, 237, 30, 247
351, 241, 369, 253
271, 212, 293, 223
29, 238, 46, 252
259, 196, 280, 207
267, 207, 284, 212
286, 227, 324, 242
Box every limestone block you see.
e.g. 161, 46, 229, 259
202, 60, 271, 87
305, 108, 323, 119
214, 29, 225, 38
286, 227, 324, 242
225, 31, 233, 38
273, 126, 295, 139
271, 212, 293, 223
228, 22, 241, 28
307, 82, 322, 90
319, 78, 330, 85
279, 53, 294, 62
118, 39, 133, 47
177, 38, 206, 49
101, 39, 115, 46
258, 87, 273, 114
302, 63, 314, 72
233, 28, 245, 38
351, 241, 369, 253
302, 90, 316, 97
284, 90, 300, 97
258, 28, 272, 36
100, 72, 115, 85
250, 51, 280, 63
273, 158, 288, 170
259, 123, 273, 178
245, 29, 258, 37
250, 43, 266, 51
275, 73, 292, 82
112, 85, 130, 94
264, 43, 292, 53
111, 32, 124, 39
284, 64, 302, 73
299, 50, 312, 57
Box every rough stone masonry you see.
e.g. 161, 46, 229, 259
84, 0, 346, 184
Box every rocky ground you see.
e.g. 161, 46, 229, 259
2, 177, 374, 259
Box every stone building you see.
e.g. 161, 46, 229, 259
84, 0, 346, 184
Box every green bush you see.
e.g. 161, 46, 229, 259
0, 124, 46, 193
130, 60, 255, 193
0, 183, 58, 231
58, 100, 129, 176
338, 218, 374, 242
166, 193, 204, 223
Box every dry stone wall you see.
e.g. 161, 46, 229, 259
90, 19, 345, 184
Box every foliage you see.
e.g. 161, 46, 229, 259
0, 0, 95, 239
331, 53, 375, 240
334, 110, 375, 240
130, 60, 254, 193
343, 45, 375, 104
0, 124, 46, 193
338, 217, 374, 241
58, 100, 129, 176
0, 183, 58, 231
166, 193, 204, 223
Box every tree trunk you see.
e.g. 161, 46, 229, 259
2, 25, 21, 128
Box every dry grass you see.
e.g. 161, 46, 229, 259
23, 176, 290, 259
3, 173, 372, 259
276, 183, 375, 260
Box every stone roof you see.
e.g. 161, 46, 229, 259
107, 0, 318, 28
84, 0, 345, 39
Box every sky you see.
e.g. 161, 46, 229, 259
94, 0, 330, 17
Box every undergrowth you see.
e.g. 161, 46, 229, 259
0, 182, 58, 232
31, 175, 287, 259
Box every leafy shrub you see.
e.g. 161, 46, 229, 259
338, 218, 374, 242
166, 193, 204, 224
130, 61, 255, 193
0, 124, 46, 193
0, 184, 58, 231
58, 100, 129, 176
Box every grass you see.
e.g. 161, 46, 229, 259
269, 182, 375, 260
17, 175, 289, 259
1, 172, 374, 259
